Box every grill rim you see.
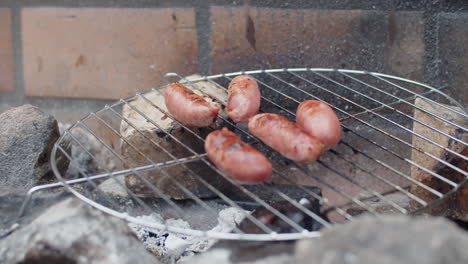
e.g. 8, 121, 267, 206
49, 67, 468, 241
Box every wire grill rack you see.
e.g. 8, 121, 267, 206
47, 68, 467, 241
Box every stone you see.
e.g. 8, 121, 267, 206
295, 215, 468, 264
120, 75, 230, 199
0, 192, 71, 237
0, 105, 68, 195
410, 98, 468, 221
58, 122, 117, 180
0, 198, 159, 264
98, 175, 128, 197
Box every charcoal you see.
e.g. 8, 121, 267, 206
237, 198, 327, 234
221, 183, 322, 207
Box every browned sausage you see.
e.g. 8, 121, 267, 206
248, 113, 324, 162
296, 100, 341, 149
227, 75, 261, 123
164, 83, 219, 127
205, 127, 272, 183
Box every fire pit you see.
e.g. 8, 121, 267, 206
20, 68, 466, 243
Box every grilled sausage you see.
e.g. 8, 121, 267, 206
227, 75, 261, 123
296, 100, 341, 149
205, 127, 272, 183
248, 113, 325, 163
164, 83, 219, 127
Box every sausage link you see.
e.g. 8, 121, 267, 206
164, 83, 219, 127
248, 113, 324, 162
227, 75, 261, 123
296, 100, 341, 149
205, 127, 272, 183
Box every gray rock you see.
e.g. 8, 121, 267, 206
98, 175, 128, 197
0, 105, 68, 195
0, 198, 159, 264
58, 122, 117, 180
0, 192, 71, 236
410, 98, 468, 221
295, 215, 468, 264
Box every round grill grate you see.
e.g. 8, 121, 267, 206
50, 68, 468, 241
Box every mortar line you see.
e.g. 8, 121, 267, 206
195, 4, 212, 75
422, 3, 441, 90
1, 0, 466, 11
10, 6, 25, 105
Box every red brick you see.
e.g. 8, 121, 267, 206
0, 8, 15, 93
439, 12, 468, 106
22, 8, 198, 99
210, 8, 424, 81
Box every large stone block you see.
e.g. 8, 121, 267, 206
0, 105, 68, 195
410, 98, 467, 220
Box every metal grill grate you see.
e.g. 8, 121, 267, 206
48, 68, 467, 241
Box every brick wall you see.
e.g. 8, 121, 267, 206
0, 8, 14, 93
0, 0, 466, 121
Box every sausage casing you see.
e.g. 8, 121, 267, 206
205, 127, 272, 183
296, 100, 341, 149
227, 75, 261, 123
164, 83, 219, 127
248, 113, 324, 162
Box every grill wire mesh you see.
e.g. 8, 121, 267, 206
50, 68, 468, 241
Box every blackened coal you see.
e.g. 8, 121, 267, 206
236, 189, 328, 234
155, 130, 166, 138
221, 184, 323, 209
147, 231, 169, 247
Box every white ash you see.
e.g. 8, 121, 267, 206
209, 206, 249, 234
128, 207, 248, 263
178, 248, 293, 264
